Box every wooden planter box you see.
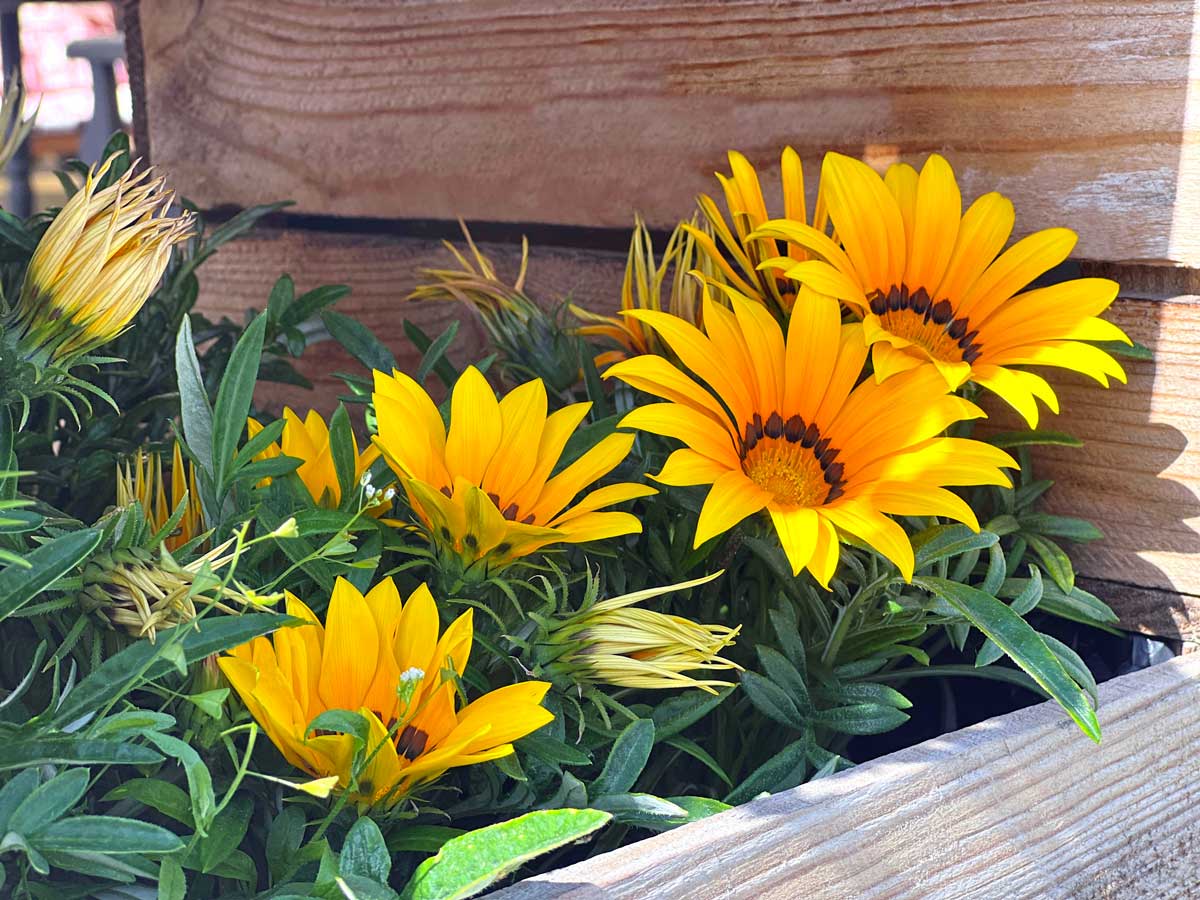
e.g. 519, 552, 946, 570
122, 1, 1200, 893
494, 652, 1200, 899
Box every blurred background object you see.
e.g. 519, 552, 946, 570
0, 1, 126, 214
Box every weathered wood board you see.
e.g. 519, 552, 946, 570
492, 652, 1200, 900
134, 0, 1200, 265
192, 229, 1200, 633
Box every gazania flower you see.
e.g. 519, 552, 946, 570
685, 147, 816, 318
117, 443, 204, 551
247, 407, 387, 512
572, 215, 711, 367
11, 155, 193, 364
372, 366, 654, 572
537, 573, 741, 694
606, 286, 1017, 584
750, 152, 1130, 426
219, 577, 554, 808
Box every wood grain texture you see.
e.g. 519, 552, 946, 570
493, 653, 1200, 900
194, 229, 1200, 631
134, 0, 1200, 265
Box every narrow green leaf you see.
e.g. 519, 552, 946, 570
589, 792, 687, 828
0, 769, 40, 832
591, 719, 654, 797
212, 313, 268, 493
912, 524, 999, 570
324, 310, 397, 374
175, 316, 215, 478
649, 687, 733, 742
399, 809, 610, 900
1026, 534, 1075, 593
0, 738, 162, 771
0, 529, 100, 623
142, 731, 216, 835
31, 816, 184, 855
915, 577, 1100, 741
739, 671, 806, 730
724, 737, 809, 805
812, 703, 909, 735
102, 779, 193, 828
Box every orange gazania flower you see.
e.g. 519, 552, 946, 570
606, 286, 1016, 584
751, 152, 1131, 426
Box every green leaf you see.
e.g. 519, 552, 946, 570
666, 796, 731, 823
8, 768, 89, 835
102, 779, 193, 828
142, 731, 216, 835
591, 719, 654, 796
306, 709, 369, 748
266, 275, 295, 324
1018, 513, 1104, 542
740, 671, 806, 730
328, 404, 358, 507
324, 310, 397, 374
30, 816, 183, 855
812, 703, 909, 735
912, 524, 998, 570
212, 313, 268, 493
175, 316, 215, 478
0, 769, 40, 832
281, 284, 350, 330
649, 687, 732, 741
0, 738, 162, 771
185, 689, 229, 720
0, 528, 101, 622
198, 794, 252, 874
915, 577, 1100, 741
589, 792, 687, 828
836, 682, 912, 710
341, 816, 391, 884
1033, 580, 1119, 627
724, 737, 809, 805
516, 733, 591, 768
158, 857, 187, 900
399, 809, 611, 900
414, 321, 460, 387
1026, 534, 1074, 592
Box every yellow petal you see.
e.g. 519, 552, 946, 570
394, 582, 439, 680
695, 469, 770, 547
482, 378, 548, 502
620, 403, 741, 469
445, 366, 502, 486
654, 448, 732, 487
528, 432, 636, 522
768, 506, 819, 575
904, 154, 961, 295
318, 578, 379, 712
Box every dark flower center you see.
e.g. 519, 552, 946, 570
868, 285, 982, 364
739, 412, 845, 507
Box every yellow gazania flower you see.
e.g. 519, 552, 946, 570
12, 155, 193, 363
685, 147, 817, 318
540, 573, 741, 694
750, 152, 1131, 426
605, 286, 1017, 584
372, 366, 655, 571
116, 443, 204, 551
571, 215, 711, 367
219, 577, 554, 808
247, 408, 385, 510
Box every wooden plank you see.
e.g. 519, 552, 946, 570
494, 653, 1200, 900
134, 0, 1200, 265
192, 228, 625, 412
196, 228, 1200, 627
